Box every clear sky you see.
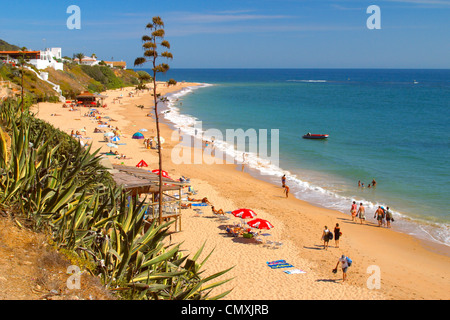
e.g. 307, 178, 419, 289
1, 0, 449, 68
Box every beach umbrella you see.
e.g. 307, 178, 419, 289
139, 128, 148, 132
107, 143, 118, 148
136, 160, 148, 167
247, 218, 274, 230
152, 136, 165, 144
231, 209, 257, 219
152, 169, 171, 179
132, 132, 145, 139
104, 132, 114, 137
110, 136, 120, 142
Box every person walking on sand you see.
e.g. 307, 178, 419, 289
284, 185, 290, 198
334, 223, 341, 248
385, 206, 393, 228
282, 175, 286, 188
350, 201, 357, 222
334, 255, 350, 282
374, 206, 384, 227
322, 226, 330, 250
357, 203, 365, 224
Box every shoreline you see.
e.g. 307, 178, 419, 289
160, 83, 450, 256
32, 83, 450, 300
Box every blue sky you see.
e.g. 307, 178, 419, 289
1, 0, 449, 68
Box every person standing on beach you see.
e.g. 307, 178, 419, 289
322, 226, 330, 250
334, 223, 341, 248
350, 201, 357, 222
385, 206, 393, 228
374, 206, 384, 227
284, 185, 290, 198
282, 175, 286, 188
357, 203, 365, 224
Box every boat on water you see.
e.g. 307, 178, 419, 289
302, 133, 329, 139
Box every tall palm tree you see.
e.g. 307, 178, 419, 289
134, 16, 173, 225
75, 53, 84, 64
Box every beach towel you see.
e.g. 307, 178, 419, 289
266, 260, 294, 269
266, 260, 286, 266
191, 203, 208, 206
284, 269, 306, 275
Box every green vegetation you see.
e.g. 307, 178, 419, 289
0, 39, 20, 51
1, 39, 140, 102
0, 99, 233, 300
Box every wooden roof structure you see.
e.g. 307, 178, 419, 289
110, 164, 185, 194
110, 164, 185, 231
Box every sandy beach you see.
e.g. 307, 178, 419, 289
32, 83, 450, 300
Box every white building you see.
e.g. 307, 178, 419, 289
0, 47, 64, 71
30, 48, 64, 71
80, 56, 100, 66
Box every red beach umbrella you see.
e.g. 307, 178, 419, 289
152, 169, 171, 179
231, 208, 257, 219
136, 160, 148, 167
247, 218, 274, 230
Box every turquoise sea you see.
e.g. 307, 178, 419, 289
151, 68, 449, 248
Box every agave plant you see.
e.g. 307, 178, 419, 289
0, 98, 234, 300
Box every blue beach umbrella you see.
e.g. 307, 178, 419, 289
110, 136, 120, 142
132, 132, 145, 139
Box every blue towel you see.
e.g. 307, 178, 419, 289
191, 203, 208, 206
269, 263, 294, 269
266, 260, 286, 266
266, 260, 294, 269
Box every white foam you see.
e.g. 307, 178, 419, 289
287, 80, 327, 83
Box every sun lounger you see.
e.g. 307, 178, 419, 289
226, 227, 239, 237
264, 240, 274, 248
274, 241, 283, 249
254, 237, 263, 244
218, 214, 230, 221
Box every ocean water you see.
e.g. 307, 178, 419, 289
150, 68, 449, 248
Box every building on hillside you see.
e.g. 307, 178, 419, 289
0, 47, 63, 71
103, 60, 127, 69
79, 56, 100, 66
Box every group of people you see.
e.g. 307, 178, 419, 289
321, 224, 350, 282
321, 223, 342, 250
358, 179, 377, 189
143, 138, 155, 149
350, 201, 393, 228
